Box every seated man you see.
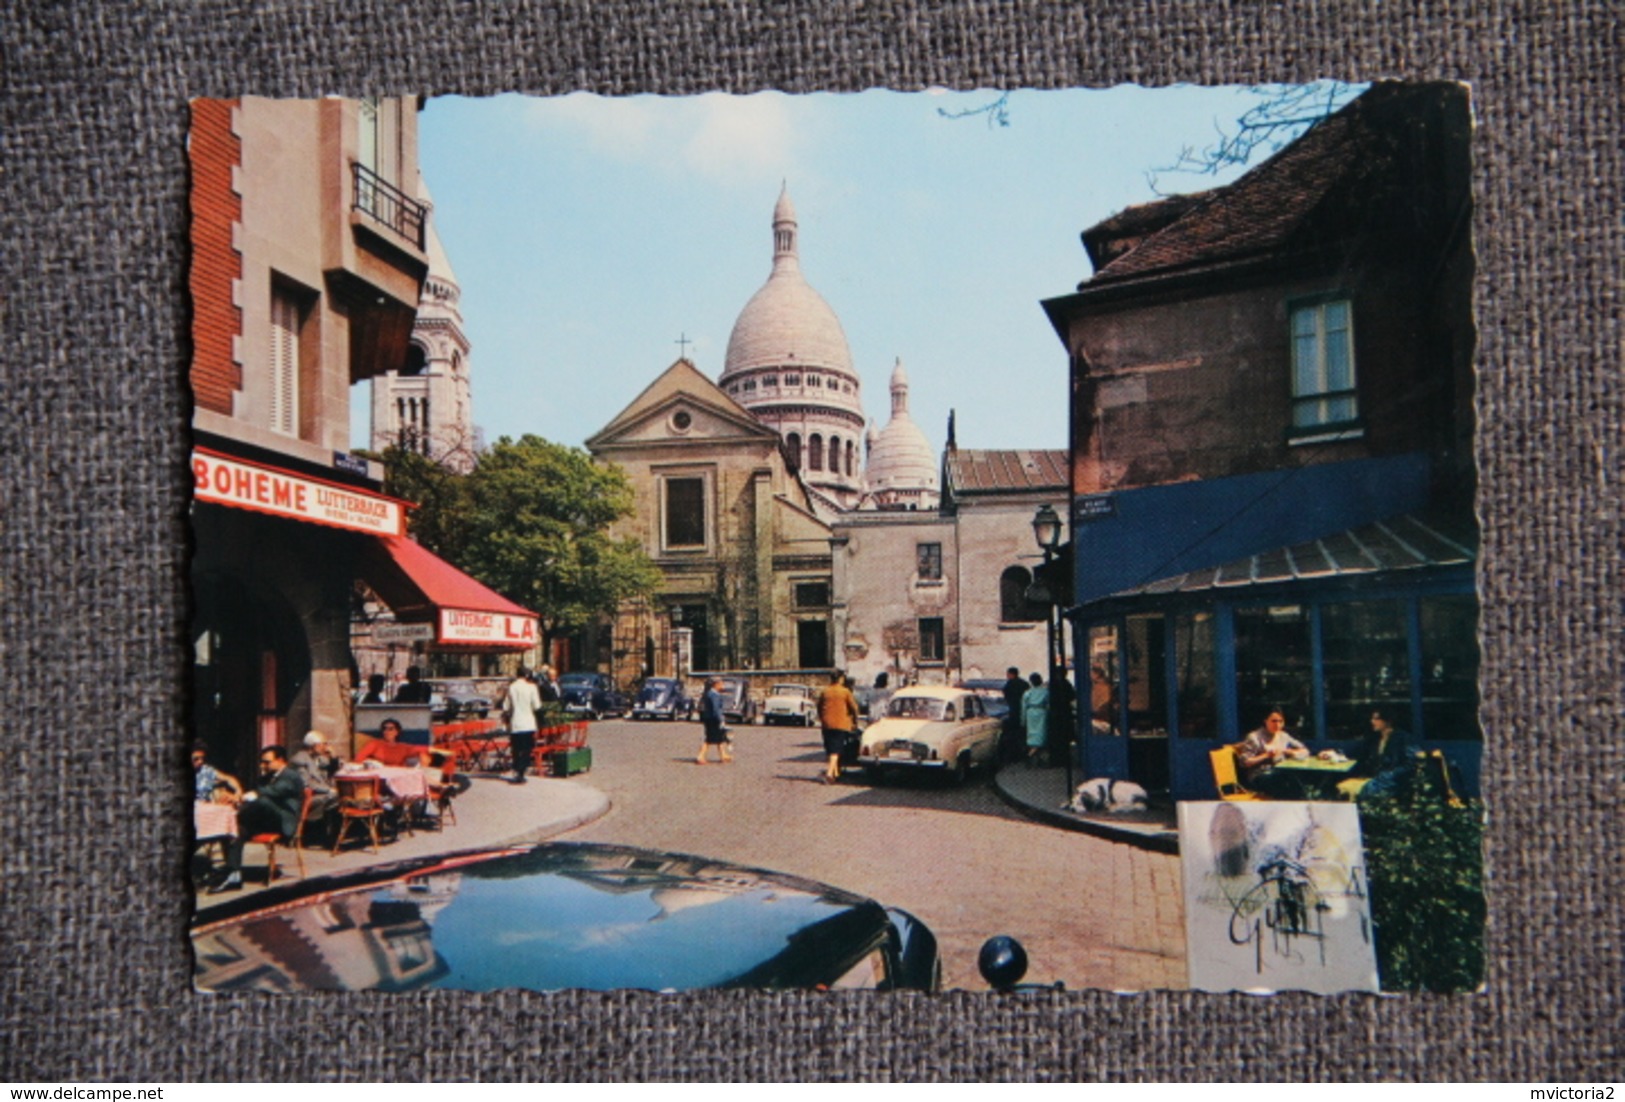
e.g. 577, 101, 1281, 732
207, 746, 305, 894
290, 730, 341, 821
354, 718, 427, 767
1338, 707, 1416, 801
1236, 709, 1309, 799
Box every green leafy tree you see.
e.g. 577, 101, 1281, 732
373, 444, 474, 563
459, 435, 661, 656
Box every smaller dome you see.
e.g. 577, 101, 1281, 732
867, 417, 938, 493
867, 360, 937, 495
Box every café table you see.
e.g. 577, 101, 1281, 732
1274, 755, 1358, 799
336, 763, 428, 803
194, 800, 238, 841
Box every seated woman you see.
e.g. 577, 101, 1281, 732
1235, 709, 1309, 798
354, 718, 427, 768
191, 742, 242, 805
1337, 707, 1416, 801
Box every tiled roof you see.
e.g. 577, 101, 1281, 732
1109, 513, 1476, 599
946, 449, 1068, 494
1089, 86, 1390, 284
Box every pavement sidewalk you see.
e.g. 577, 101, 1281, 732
192, 773, 610, 907
993, 761, 1180, 853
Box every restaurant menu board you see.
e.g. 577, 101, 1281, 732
1178, 801, 1379, 994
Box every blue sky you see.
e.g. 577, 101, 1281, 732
361, 86, 1336, 455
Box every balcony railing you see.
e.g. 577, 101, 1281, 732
351, 162, 427, 250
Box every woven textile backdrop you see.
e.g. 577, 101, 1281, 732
2, 0, 1620, 1082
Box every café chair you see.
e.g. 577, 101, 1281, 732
425, 750, 459, 829
331, 775, 386, 855
247, 788, 312, 883
1210, 747, 1262, 801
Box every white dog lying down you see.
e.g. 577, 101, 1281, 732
1067, 777, 1150, 814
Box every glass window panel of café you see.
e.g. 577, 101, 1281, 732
1234, 604, 1316, 739
1175, 611, 1217, 739
1124, 614, 1171, 790
1086, 624, 1122, 737
1420, 594, 1480, 740
1320, 599, 1411, 741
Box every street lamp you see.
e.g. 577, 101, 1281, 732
1031, 504, 1071, 798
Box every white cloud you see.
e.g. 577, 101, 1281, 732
680, 93, 797, 183
519, 91, 801, 189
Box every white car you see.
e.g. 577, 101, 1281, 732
761, 682, 817, 726
856, 686, 1001, 784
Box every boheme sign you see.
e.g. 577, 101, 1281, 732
439, 607, 539, 646
191, 448, 406, 537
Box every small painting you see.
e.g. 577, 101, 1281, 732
1179, 801, 1378, 994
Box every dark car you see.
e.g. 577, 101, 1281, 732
557, 672, 626, 720
956, 678, 1011, 720
429, 679, 495, 723
191, 842, 941, 993
716, 676, 757, 725
631, 677, 692, 721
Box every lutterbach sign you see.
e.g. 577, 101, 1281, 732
440, 608, 539, 646
191, 448, 406, 538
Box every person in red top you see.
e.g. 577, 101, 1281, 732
355, 718, 426, 767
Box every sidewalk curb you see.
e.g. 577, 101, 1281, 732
504, 786, 612, 845
993, 772, 1180, 855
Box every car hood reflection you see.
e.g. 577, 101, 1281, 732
192, 843, 893, 993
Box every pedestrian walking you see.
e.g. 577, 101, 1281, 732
503, 665, 543, 784
816, 671, 860, 785
1021, 673, 1050, 766
696, 676, 733, 764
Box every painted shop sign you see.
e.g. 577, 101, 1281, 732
439, 607, 539, 646
191, 448, 406, 537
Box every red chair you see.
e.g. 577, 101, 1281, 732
247, 789, 313, 882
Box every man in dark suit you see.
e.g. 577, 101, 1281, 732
1000, 667, 1028, 764
208, 745, 305, 894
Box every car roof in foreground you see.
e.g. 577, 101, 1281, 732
191, 842, 894, 994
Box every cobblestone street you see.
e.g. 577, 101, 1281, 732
566, 717, 1187, 991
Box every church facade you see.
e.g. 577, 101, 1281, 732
588, 187, 1058, 692
586, 359, 837, 685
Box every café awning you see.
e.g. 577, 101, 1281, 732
360, 535, 539, 652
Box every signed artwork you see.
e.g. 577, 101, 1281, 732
1179, 801, 1379, 994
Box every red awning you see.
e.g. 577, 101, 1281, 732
360, 536, 539, 652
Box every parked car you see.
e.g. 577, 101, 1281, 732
558, 672, 625, 720
716, 676, 757, 725
191, 842, 941, 993
857, 685, 1002, 784
761, 682, 817, 726
429, 679, 495, 723
956, 678, 1011, 720
631, 677, 692, 721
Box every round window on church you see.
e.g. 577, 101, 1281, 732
670, 409, 693, 433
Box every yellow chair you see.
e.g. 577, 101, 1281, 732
1210, 747, 1262, 801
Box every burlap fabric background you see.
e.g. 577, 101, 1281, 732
2, 0, 1619, 1082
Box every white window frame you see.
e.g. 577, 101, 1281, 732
1289, 297, 1359, 435
269, 285, 300, 437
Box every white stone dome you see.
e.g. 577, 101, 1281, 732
721, 186, 862, 417
866, 359, 938, 494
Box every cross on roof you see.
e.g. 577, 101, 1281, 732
675, 332, 692, 360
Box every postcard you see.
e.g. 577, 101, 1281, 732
187, 82, 1482, 994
